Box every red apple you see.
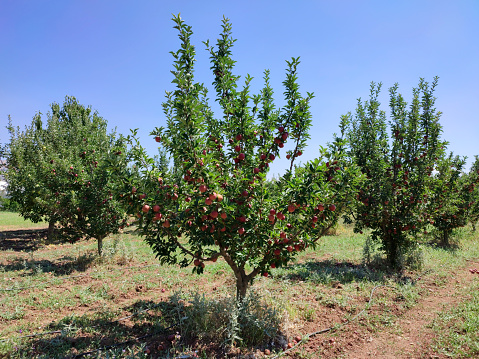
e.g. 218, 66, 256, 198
163, 220, 170, 228
238, 153, 245, 160
288, 204, 295, 213
205, 198, 213, 205
235, 145, 241, 152
329, 204, 336, 211
238, 227, 245, 235
155, 136, 161, 142
220, 212, 227, 219
278, 126, 284, 133
216, 193, 224, 202
154, 213, 162, 221
142, 204, 150, 213
210, 211, 218, 219
317, 204, 324, 212
153, 205, 160, 212
199, 185, 207, 193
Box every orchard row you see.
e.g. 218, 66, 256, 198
2, 15, 478, 300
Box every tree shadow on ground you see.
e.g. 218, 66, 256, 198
0, 252, 97, 276
0, 253, 97, 277
0, 228, 67, 252
15, 294, 281, 359
280, 258, 416, 286
15, 298, 216, 359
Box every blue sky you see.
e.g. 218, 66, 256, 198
1, 0, 478, 174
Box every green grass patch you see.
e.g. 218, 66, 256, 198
431, 278, 479, 358
0, 212, 47, 230
0, 222, 478, 358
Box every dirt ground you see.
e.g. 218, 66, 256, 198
1, 226, 478, 358
285, 260, 479, 359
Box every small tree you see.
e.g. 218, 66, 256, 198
6, 97, 128, 254
427, 153, 477, 246
113, 15, 361, 300
465, 156, 479, 230
344, 79, 446, 268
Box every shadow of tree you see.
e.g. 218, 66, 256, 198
279, 259, 412, 285
0, 228, 68, 252
17, 294, 279, 358
16, 299, 189, 359
0, 252, 97, 276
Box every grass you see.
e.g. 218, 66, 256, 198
0, 213, 478, 358
430, 268, 479, 357
0, 212, 47, 230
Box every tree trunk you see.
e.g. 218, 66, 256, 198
236, 272, 249, 302
439, 230, 450, 247
47, 221, 55, 240
386, 235, 399, 269
97, 237, 104, 256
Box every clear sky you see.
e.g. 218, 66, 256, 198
1, 0, 478, 174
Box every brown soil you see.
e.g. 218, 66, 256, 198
283, 260, 479, 359
1, 227, 478, 358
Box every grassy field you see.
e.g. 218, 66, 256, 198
0, 212, 47, 231
0, 211, 478, 358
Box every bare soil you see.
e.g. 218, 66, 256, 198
285, 260, 479, 359
1, 226, 478, 358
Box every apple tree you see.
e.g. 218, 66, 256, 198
464, 156, 479, 231
343, 79, 446, 268
427, 153, 479, 246
113, 15, 362, 300
5, 97, 128, 254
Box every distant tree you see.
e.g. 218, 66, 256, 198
344, 78, 446, 268
6, 97, 128, 254
465, 156, 479, 231
427, 153, 472, 246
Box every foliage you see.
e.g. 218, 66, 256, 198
112, 14, 362, 300
5, 97, 128, 254
344, 78, 446, 268
428, 153, 479, 246
465, 156, 479, 230
169, 290, 284, 348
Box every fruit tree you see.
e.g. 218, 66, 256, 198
344, 79, 446, 268
5, 97, 128, 254
113, 15, 362, 300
